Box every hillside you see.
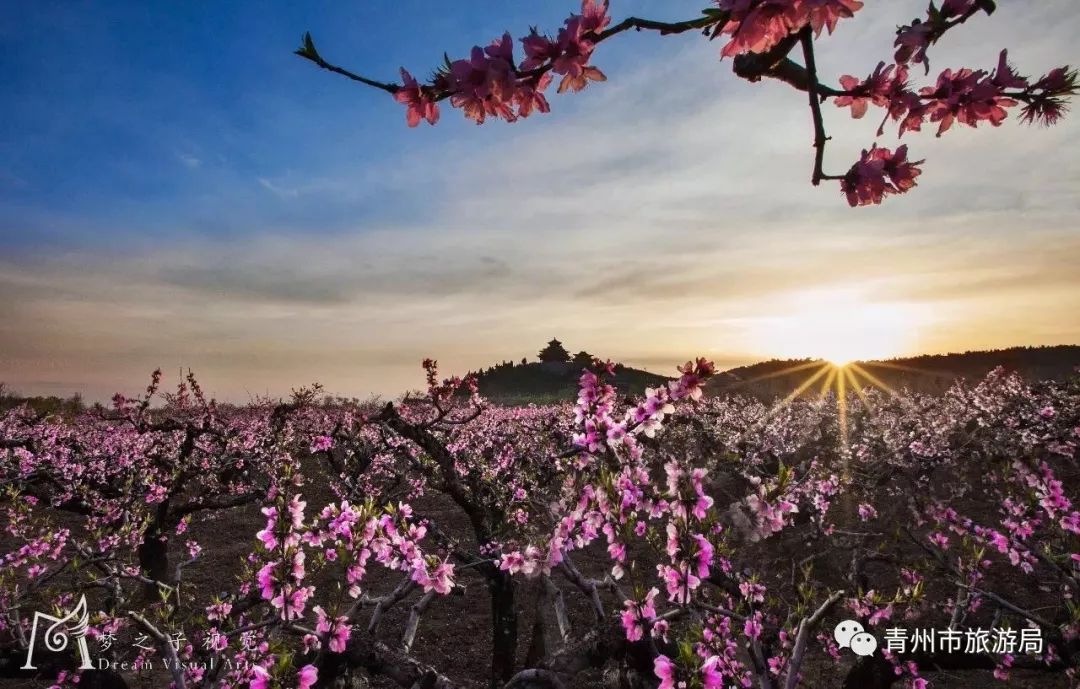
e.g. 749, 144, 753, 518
468, 361, 670, 405
710, 344, 1080, 400
465, 338, 670, 404
465, 344, 1080, 405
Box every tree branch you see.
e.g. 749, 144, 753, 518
294, 32, 400, 94
368, 576, 418, 634
127, 612, 187, 689
402, 590, 437, 654
783, 590, 845, 689
799, 27, 832, 186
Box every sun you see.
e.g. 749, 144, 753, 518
746, 287, 922, 365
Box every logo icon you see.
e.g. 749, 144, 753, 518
834, 619, 878, 657
21, 594, 93, 670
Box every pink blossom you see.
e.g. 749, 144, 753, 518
835, 62, 911, 127
740, 580, 766, 603
250, 665, 272, 689
521, 30, 561, 71
692, 534, 714, 578
715, 0, 862, 58
297, 664, 318, 689
415, 560, 455, 594
654, 655, 677, 689
621, 588, 658, 641
841, 144, 923, 207
659, 563, 700, 604
310, 434, 333, 453
744, 615, 763, 640
919, 65, 1017, 136
393, 69, 440, 127
894, 20, 934, 68
256, 562, 276, 600
701, 655, 724, 689
714, 1, 792, 58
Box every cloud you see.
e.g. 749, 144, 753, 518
177, 153, 202, 169
2, 1, 1079, 401
257, 176, 301, 199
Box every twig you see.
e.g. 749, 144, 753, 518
799, 27, 834, 186
783, 590, 845, 689
596, 14, 720, 41
127, 611, 187, 689
294, 33, 400, 94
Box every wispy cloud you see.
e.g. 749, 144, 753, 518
1, 1, 1078, 401
177, 152, 202, 169
257, 176, 300, 199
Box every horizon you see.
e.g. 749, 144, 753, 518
3, 340, 1077, 405
2, 1, 1079, 402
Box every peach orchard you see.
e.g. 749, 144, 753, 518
2, 357, 1080, 689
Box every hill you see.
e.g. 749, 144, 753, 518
465, 338, 670, 405
710, 345, 1080, 400
467, 361, 670, 405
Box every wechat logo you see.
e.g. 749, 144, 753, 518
834, 619, 878, 657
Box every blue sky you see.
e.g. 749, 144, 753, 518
1, 1, 1078, 401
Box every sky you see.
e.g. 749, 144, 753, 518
1, 1, 1078, 402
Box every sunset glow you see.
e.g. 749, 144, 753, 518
748, 288, 926, 366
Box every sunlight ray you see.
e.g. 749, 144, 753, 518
844, 366, 874, 415
726, 360, 825, 387
772, 363, 831, 410
849, 363, 899, 397
862, 360, 952, 378
819, 366, 838, 398
837, 368, 850, 478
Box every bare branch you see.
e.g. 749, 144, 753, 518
783, 590, 845, 689
799, 27, 835, 186
402, 590, 437, 654
368, 576, 419, 634
543, 576, 571, 643
128, 612, 187, 689
294, 32, 400, 94
557, 558, 604, 621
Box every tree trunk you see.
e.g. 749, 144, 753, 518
489, 570, 518, 688
137, 532, 170, 598
524, 584, 548, 668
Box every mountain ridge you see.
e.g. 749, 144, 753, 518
710, 344, 1080, 400
468, 344, 1080, 404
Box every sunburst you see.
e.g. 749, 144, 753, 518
742, 357, 948, 479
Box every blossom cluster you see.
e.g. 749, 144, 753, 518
713, 0, 864, 57
394, 0, 610, 126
